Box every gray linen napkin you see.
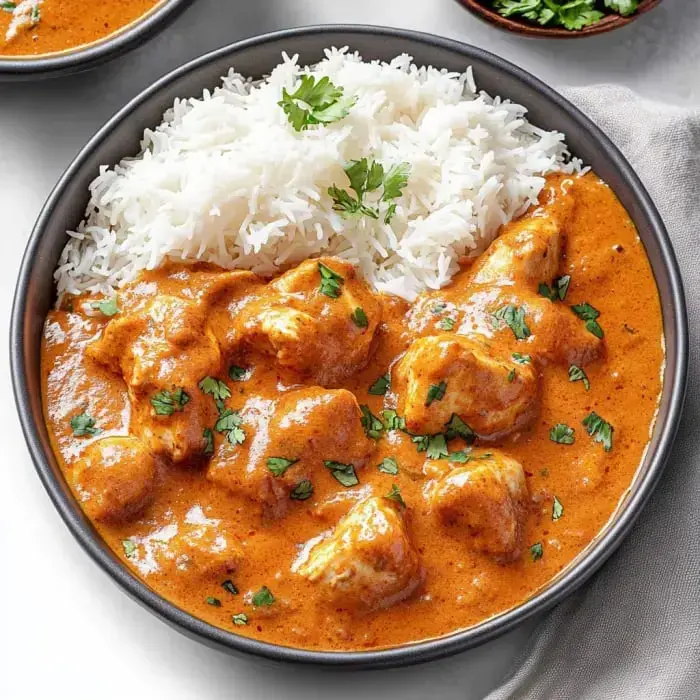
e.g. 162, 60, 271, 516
487, 86, 700, 700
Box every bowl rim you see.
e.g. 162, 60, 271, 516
454, 0, 663, 38
0, 0, 194, 78
10, 23, 688, 668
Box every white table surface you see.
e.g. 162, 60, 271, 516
1, 1, 698, 698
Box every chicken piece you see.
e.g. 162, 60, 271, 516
294, 497, 423, 611
72, 437, 157, 523
134, 505, 241, 582
207, 389, 375, 518
230, 257, 382, 386
469, 198, 571, 288
428, 450, 528, 560
87, 295, 222, 462
393, 334, 538, 438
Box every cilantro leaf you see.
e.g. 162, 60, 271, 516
318, 262, 344, 298
378, 456, 399, 475
151, 388, 190, 416
206, 596, 222, 607
232, 613, 248, 626
267, 456, 299, 477
508, 368, 516, 383
447, 450, 472, 463
199, 376, 232, 412
351, 307, 368, 328
425, 381, 447, 407
222, 580, 239, 595
324, 460, 359, 487
604, 0, 638, 16
530, 542, 544, 561
512, 352, 532, 365
215, 409, 246, 445
290, 480, 314, 501
552, 495, 564, 521
360, 405, 385, 440
368, 373, 390, 396
383, 409, 406, 431
438, 317, 455, 331
444, 413, 476, 443
1, 2, 17, 12
70, 412, 100, 437
582, 411, 614, 451
229, 365, 249, 381
91, 297, 119, 317
252, 586, 275, 607
385, 483, 406, 508
202, 428, 214, 455
278, 75, 355, 131
426, 434, 449, 460
571, 302, 604, 338
568, 364, 590, 390
493, 304, 531, 340
381, 162, 411, 202
550, 423, 575, 445
122, 539, 137, 558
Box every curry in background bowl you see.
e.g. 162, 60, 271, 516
0, 0, 192, 78
12, 27, 687, 667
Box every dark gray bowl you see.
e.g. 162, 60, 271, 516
10, 25, 688, 668
0, 0, 193, 81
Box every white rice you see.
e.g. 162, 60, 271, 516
54, 47, 582, 303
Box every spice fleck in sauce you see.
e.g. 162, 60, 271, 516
41, 173, 664, 651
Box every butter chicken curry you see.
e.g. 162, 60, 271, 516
42, 173, 664, 651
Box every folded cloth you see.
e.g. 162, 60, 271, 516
487, 86, 700, 700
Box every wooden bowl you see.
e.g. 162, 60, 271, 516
456, 0, 663, 37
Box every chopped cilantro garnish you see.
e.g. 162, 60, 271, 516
318, 262, 344, 298
438, 317, 455, 331
538, 275, 571, 302
568, 364, 590, 390
324, 460, 359, 487
202, 428, 214, 455
222, 580, 238, 595
150, 388, 190, 416
447, 450, 471, 463
215, 409, 245, 445
530, 542, 544, 561
360, 404, 385, 440
267, 456, 299, 476
508, 368, 516, 383
426, 434, 449, 460
512, 352, 532, 365
206, 596, 222, 607
582, 411, 614, 451
228, 365, 249, 381
385, 483, 406, 508
252, 586, 275, 607
383, 409, 406, 431
492, 304, 531, 340
278, 75, 356, 131
91, 297, 119, 316
444, 413, 475, 443
290, 480, 314, 500
70, 412, 100, 437
552, 496, 564, 521
368, 373, 390, 396
425, 381, 447, 406
232, 613, 248, 626
378, 456, 399, 475
199, 376, 232, 412
571, 302, 604, 338
351, 307, 368, 328
550, 423, 575, 445
122, 539, 137, 558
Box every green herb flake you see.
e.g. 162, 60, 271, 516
378, 456, 399, 475
232, 613, 248, 626
512, 353, 532, 365
438, 317, 455, 331
199, 376, 232, 412
431, 303, 447, 314
425, 381, 447, 407
318, 262, 344, 298
385, 483, 406, 508
290, 479, 314, 501
202, 428, 214, 455
382, 409, 406, 432
30, 4, 39, 22
222, 580, 239, 595
324, 460, 359, 487
530, 542, 544, 562
70, 412, 100, 437
571, 302, 604, 338
1, 2, 17, 13
252, 586, 275, 607
122, 539, 137, 558
206, 596, 222, 607
360, 404, 385, 440
568, 364, 590, 390
267, 456, 299, 477
278, 75, 356, 132
448, 450, 471, 464
368, 373, 390, 396
582, 411, 614, 452
228, 365, 249, 381
539, 275, 571, 302
550, 423, 575, 445
215, 408, 246, 445
444, 413, 476, 443
91, 297, 119, 317
151, 387, 190, 416
552, 496, 564, 521
426, 434, 449, 460
492, 304, 531, 340
493, 0, 607, 30
508, 368, 516, 383
351, 306, 369, 328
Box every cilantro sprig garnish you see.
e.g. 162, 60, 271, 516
199, 376, 232, 413
328, 158, 411, 223
215, 408, 246, 445
278, 75, 356, 131
324, 460, 359, 487
492, 304, 531, 340
571, 302, 604, 338
151, 388, 190, 416
360, 405, 385, 440
582, 411, 614, 451
70, 412, 100, 437
318, 262, 344, 298
491, 0, 635, 31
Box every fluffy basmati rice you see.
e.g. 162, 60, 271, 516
54, 47, 581, 302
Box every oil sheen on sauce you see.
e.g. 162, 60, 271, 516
41, 174, 664, 651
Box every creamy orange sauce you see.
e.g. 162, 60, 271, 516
0, 0, 162, 57
41, 173, 664, 651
